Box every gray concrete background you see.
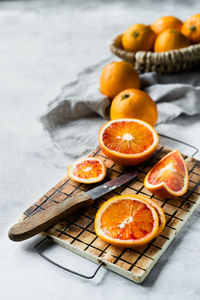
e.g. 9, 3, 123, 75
1, 1, 200, 299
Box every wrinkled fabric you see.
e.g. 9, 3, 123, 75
41, 56, 200, 158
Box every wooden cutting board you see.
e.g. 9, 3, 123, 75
21, 144, 200, 283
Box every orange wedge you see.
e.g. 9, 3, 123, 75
67, 157, 106, 184
144, 198, 166, 236
144, 149, 188, 198
98, 118, 158, 166
94, 195, 159, 247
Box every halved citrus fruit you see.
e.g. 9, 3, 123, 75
144, 149, 188, 198
98, 118, 158, 166
67, 157, 106, 184
95, 195, 159, 247
144, 198, 166, 236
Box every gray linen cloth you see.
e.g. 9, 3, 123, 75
41, 57, 200, 158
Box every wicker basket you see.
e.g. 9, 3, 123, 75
110, 34, 200, 74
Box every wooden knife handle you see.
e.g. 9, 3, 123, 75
8, 191, 94, 242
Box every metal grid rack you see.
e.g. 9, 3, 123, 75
22, 134, 200, 283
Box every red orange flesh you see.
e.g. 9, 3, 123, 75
144, 149, 188, 198
99, 119, 158, 166
67, 157, 106, 184
95, 194, 159, 247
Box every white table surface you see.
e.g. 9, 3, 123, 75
1, 1, 200, 299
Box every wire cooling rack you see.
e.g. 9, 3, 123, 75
22, 134, 200, 283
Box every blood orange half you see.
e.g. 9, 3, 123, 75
98, 118, 158, 166
144, 149, 188, 198
67, 157, 106, 184
94, 194, 159, 247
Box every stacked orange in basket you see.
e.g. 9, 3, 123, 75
121, 14, 200, 53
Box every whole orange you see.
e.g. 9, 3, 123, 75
121, 24, 156, 52
151, 16, 183, 35
154, 29, 190, 52
100, 61, 140, 99
110, 89, 158, 126
181, 14, 200, 43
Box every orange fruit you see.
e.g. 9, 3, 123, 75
94, 194, 159, 247
144, 198, 166, 236
100, 61, 140, 99
144, 149, 189, 198
122, 24, 156, 52
67, 157, 106, 184
98, 118, 158, 166
110, 89, 158, 127
181, 13, 200, 43
154, 29, 190, 52
151, 16, 183, 35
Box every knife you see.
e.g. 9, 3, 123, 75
8, 171, 138, 242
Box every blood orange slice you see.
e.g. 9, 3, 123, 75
94, 195, 159, 247
144, 198, 166, 236
98, 118, 158, 166
67, 157, 106, 184
144, 149, 188, 198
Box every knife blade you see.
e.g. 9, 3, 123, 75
87, 171, 138, 200
8, 171, 138, 242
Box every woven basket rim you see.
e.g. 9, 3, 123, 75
110, 33, 200, 59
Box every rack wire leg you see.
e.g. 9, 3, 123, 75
35, 237, 104, 279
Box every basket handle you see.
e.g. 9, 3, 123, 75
35, 237, 104, 279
